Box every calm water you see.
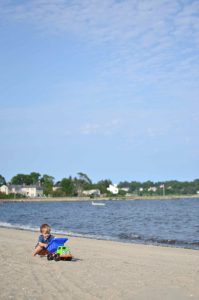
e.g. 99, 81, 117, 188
0, 198, 199, 249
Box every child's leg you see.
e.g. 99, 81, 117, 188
32, 245, 44, 256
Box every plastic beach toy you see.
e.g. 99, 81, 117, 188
47, 238, 68, 253
47, 237, 72, 261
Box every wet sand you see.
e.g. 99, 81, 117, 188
0, 227, 198, 300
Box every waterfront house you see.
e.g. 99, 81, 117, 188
119, 187, 130, 192
107, 184, 119, 195
0, 184, 43, 198
83, 189, 101, 197
148, 186, 157, 192
0, 185, 9, 195
52, 183, 61, 192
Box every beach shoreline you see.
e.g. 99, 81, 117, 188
0, 223, 198, 251
0, 227, 198, 300
0, 194, 199, 202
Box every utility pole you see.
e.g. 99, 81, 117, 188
163, 184, 165, 196
160, 184, 165, 196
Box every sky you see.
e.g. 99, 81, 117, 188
0, 0, 199, 183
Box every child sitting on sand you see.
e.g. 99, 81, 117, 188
32, 223, 54, 256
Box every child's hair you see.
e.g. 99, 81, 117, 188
40, 223, 51, 233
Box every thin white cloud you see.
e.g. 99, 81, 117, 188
0, 1, 199, 94
80, 118, 121, 135
1, 1, 198, 46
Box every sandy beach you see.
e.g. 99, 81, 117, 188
0, 227, 198, 300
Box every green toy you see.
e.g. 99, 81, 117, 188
47, 239, 73, 261
56, 246, 71, 255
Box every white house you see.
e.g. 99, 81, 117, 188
0, 185, 9, 195
20, 185, 43, 198
0, 185, 43, 198
52, 184, 60, 192
83, 189, 101, 197
148, 186, 157, 192
119, 187, 130, 192
107, 184, 119, 195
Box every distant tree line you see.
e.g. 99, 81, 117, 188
0, 172, 112, 197
0, 173, 199, 197
118, 179, 199, 196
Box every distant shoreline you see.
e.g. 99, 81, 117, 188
0, 194, 199, 202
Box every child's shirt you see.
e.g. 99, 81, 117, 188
38, 234, 54, 245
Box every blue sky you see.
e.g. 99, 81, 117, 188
0, 0, 199, 183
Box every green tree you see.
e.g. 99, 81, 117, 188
0, 175, 6, 186
29, 172, 41, 185
118, 181, 131, 188
96, 179, 112, 194
129, 181, 142, 193
118, 190, 127, 196
11, 174, 32, 185
52, 188, 64, 197
41, 174, 54, 196
77, 172, 92, 185
11, 173, 41, 185
60, 178, 75, 196
72, 172, 93, 195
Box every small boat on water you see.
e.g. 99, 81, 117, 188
92, 201, 105, 206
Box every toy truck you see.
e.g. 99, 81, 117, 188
47, 238, 73, 261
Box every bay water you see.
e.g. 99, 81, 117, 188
0, 198, 199, 249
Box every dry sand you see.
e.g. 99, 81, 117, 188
0, 227, 198, 300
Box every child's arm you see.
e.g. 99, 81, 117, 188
38, 242, 48, 248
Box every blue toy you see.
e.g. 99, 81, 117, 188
47, 237, 72, 261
